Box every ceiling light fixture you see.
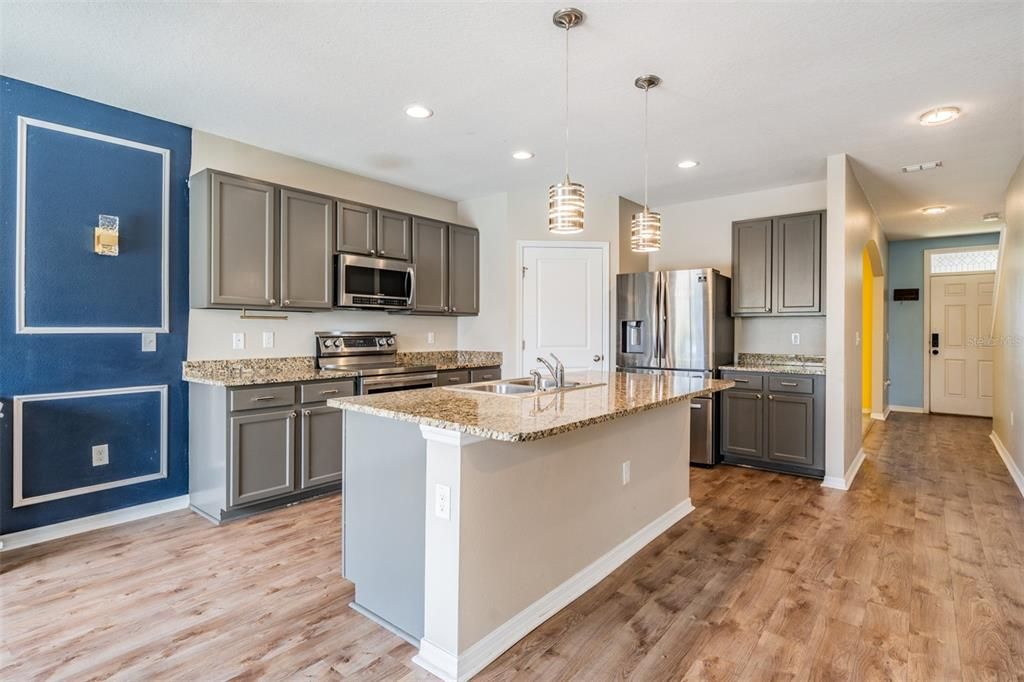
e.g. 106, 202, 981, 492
404, 104, 433, 119
631, 74, 662, 253
548, 7, 585, 234
677, 160, 700, 169
901, 160, 943, 173
921, 205, 948, 216
918, 107, 961, 126
512, 150, 535, 160
982, 212, 1001, 222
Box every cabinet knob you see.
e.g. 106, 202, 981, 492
755, 394, 762, 400
370, 249, 376, 255
284, 300, 291, 306
768, 395, 774, 400
451, 306, 457, 313
303, 409, 311, 416
269, 298, 277, 305
290, 411, 297, 418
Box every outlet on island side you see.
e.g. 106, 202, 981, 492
622, 460, 631, 486
434, 484, 451, 520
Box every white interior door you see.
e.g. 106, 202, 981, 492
520, 244, 607, 374
929, 273, 994, 416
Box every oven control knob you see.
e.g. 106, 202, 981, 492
387, 338, 395, 346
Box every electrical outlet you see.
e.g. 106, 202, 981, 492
141, 333, 157, 352
262, 331, 275, 349
232, 332, 245, 350
92, 444, 109, 466
434, 484, 451, 520
791, 332, 801, 345
855, 331, 861, 346
427, 332, 435, 345
1011, 411, 1015, 427
622, 460, 631, 485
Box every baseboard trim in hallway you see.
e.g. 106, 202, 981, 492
821, 448, 866, 491
0, 495, 190, 551
889, 405, 925, 414
991, 431, 1024, 499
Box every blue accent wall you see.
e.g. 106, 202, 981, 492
0, 77, 191, 533
887, 232, 1002, 408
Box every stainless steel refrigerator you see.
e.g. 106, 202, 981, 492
616, 268, 734, 465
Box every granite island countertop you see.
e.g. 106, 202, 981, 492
328, 370, 734, 442
182, 350, 502, 386
719, 352, 826, 376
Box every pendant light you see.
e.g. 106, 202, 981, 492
548, 7, 585, 234
631, 74, 662, 252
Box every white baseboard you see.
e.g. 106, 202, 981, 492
889, 405, 925, 414
821, 448, 866, 491
0, 494, 190, 552
990, 432, 1024, 499
414, 498, 696, 682
870, 407, 891, 421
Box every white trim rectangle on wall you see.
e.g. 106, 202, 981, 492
15, 116, 171, 334
12, 385, 169, 508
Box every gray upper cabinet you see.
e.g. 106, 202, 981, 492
732, 218, 772, 315
192, 170, 278, 308
229, 408, 296, 507
337, 201, 377, 256
732, 211, 824, 317
299, 405, 343, 489
412, 217, 449, 313
448, 225, 480, 315
377, 210, 412, 261
774, 212, 823, 314
280, 189, 334, 309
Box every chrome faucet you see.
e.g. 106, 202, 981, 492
536, 354, 566, 388
530, 369, 544, 391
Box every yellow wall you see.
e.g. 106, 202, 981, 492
862, 249, 873, 411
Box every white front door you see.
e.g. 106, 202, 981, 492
929, 273, 994, 416
520, 243, 607, 374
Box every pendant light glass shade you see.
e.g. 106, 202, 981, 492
548, 8, 585, 234
630, 209, 662, 251
631, 74, 662, 253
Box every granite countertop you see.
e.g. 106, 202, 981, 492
328, 370, 734, 442
719, 352, 826, 376
182, 350, 502, 386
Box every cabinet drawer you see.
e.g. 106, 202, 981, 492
721, 372, 763, 390
768, 376, 813, 394
470, 367, 501, 382
438, 370, 471, 386
301, 379, 356, 403
230, 385, 296, 412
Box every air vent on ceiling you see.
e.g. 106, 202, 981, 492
902, 161, 943, 173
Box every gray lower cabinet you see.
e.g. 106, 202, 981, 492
189, 378, 353, 523
448, 225, 479, 315
469, 366, 500, 382
191, 170, 335, 310
719, 370, 825, 477
732, 211, 824, 317
436, 369, 471, 386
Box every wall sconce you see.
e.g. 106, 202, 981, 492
94, 214, 119, 256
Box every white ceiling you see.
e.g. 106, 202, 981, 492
2, 2, 1021, 240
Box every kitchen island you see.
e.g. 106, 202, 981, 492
329, 370, 732, 681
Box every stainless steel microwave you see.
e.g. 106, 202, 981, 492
336, 253, 414, 310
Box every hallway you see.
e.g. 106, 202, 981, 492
2, 414, 1022, 680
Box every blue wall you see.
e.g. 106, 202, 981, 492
887, 232, 1001, 408
0, 77, 191, 533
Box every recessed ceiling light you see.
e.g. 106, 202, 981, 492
921, 205, 948, 216
982, 212, 1001, 222
677, 160, 700, 169
918, 107, 961, 126
901, 160, 943, 173
404, 104, 433, 119
512, 150, 535, 160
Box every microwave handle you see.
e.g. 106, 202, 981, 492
406, 267, 415, 306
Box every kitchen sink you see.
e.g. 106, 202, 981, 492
446, 377, 603, 397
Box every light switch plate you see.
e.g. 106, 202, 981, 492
92, 444, 109, 466
232, 333, 245, 350
791, 332, 800, 345
427, 332, 435, 345
141, 333, 157, 352
262, 331, 275, 348
622, 460, 631, 485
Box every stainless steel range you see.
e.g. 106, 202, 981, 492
315, 331, 437, 394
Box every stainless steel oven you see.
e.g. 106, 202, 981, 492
336, 254, 414, 310
359, 371, 438, 395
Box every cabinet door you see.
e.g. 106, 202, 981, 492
732, 218, 772, 315
229, 409, 296, 507
766, 393, 814, 466
721, 389, 764, 458
470, 367, 500, 382
376, 210, 412, 261
280, 189, 334, 309
774, 212, 823, 314
300, 405, 343, 489
448, 225, 479, 315
337, 201, 377, 256
210, 173, 278, 307
412, 217, 448, 313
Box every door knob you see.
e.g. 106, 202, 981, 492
593, 354, 603, 362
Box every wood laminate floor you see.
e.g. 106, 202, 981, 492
2, 413, 1023, 681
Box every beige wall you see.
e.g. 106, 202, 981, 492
187, 131, 460, 359
457, 189, 622, 377
824, 154, 888, 484
993, 156, 1024, 478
